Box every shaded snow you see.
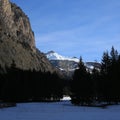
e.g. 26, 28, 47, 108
0, 101, 120, 120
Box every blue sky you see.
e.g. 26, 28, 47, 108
11, 0, 120, 62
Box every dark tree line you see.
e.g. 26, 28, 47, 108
71, 47, 120, 105
0, 63, 64, 102
71, 57, 94, 105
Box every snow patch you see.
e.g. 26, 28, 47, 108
61, 96, 71, 101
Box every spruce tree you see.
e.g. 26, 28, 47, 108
109, 47, 119, 103
100, 47, 120, 103
71, 56, 93, 105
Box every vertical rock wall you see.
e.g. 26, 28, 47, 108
0, 0, 55, 72
0, 0, 35, 51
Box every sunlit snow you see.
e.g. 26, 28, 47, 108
46, 51, 79, 62
60, 96, 71, 101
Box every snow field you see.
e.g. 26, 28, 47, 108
0, 101, 120, 120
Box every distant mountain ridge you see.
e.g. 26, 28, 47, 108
46, 51, 101, 78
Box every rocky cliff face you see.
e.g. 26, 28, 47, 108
0, 0, 54, 72
0, 0, 35, 51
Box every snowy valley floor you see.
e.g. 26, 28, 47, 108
0, 100, 120, 120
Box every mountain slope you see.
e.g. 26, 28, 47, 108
0, 0, 54, 72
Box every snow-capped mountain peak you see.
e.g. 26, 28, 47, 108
46, 51, 79, 62
45, 51, 101, 78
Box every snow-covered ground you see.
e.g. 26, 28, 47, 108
0, 100, 120, 120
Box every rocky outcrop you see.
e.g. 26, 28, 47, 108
0, 0, 35, 51
0, 0, 54, 72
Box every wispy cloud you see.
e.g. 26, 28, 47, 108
35, 13, 120, 61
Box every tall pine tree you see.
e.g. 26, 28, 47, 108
71, 57, 93, 105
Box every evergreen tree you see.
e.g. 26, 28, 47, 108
101, 51, 111, 75
109, 47, 120, 103
110, 46, 119, 62
91, 67, 100, 101
100, 50, 112, 102
71, 57, 93, 105
100, 47, 120, 103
